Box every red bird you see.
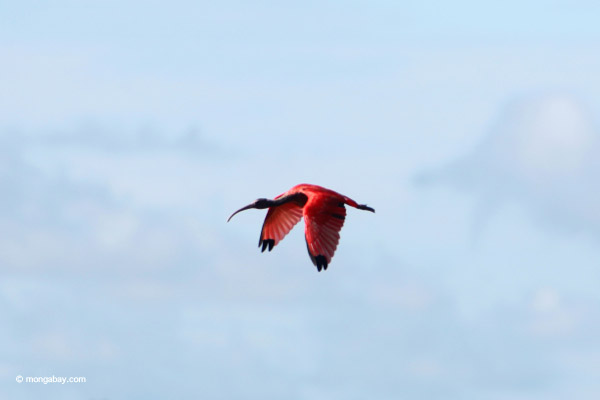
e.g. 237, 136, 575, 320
227, 184, 375, 271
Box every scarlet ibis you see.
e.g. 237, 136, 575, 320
227, 184, 375, 271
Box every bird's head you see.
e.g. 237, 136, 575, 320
252, 198, 271, 209
227, 198, 272, 222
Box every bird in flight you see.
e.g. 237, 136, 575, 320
228, 184, 375, 271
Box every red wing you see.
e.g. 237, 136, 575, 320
304, 200, 346, 271
259, 202, 304, 252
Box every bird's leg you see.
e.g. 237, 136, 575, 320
356, 204, 375, 213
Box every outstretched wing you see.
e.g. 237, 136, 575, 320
304, 199, 346, 271
259, 201, 304, 252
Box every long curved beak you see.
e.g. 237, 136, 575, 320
227, 203, 256, 222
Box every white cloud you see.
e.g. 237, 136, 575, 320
0, 130, 226, 275
510, 95, 595, 178
3, 119, 600, 400
528, 288, 582, 337
531, 287, 561, 313
420, 93, 600, 236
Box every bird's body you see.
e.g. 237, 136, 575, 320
228, 184, 375, 271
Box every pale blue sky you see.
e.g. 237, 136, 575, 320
2, 1, 600, 399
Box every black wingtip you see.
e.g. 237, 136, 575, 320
315, 255, 328, 272
261, 239, 274, 253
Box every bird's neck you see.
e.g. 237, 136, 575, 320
270, 193, 308, 207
